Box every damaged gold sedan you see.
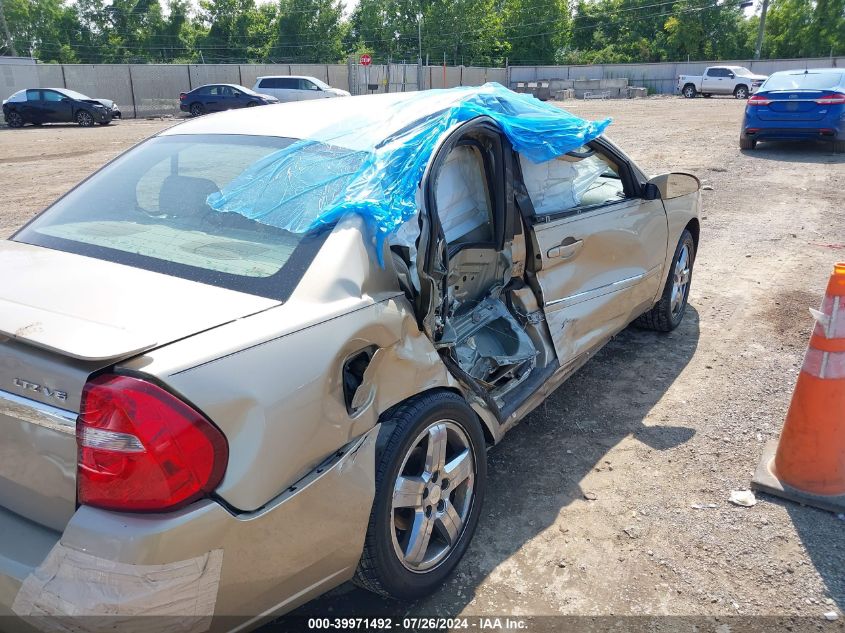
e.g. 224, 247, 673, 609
0, 84, 700, 629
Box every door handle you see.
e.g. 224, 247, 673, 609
547, 238, 583, 259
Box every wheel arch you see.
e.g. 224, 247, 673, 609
685, 217, 700, 253
376, 386, 496, 450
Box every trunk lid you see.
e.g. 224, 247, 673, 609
757, 91, 830, 121
0, 240, 279, 530
0, 240, 279, 361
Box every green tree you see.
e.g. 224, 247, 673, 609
504, 0, 569, 64
424, 0, 506, 66
272, 0, 346, 62
4, 0, 87, 62
663, 0, 754, 60
197, 0, 262, 62
806, 0, 845, 56
763, 0, 813, 58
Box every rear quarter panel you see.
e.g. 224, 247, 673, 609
120, 217, 462, 512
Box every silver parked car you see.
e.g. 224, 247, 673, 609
0, 87, 700, 628
251, 75, 351, 102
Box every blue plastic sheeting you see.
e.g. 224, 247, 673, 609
207, 83, 611, 261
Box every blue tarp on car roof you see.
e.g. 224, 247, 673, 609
207, 83, 611, 261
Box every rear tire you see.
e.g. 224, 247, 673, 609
740, 135, 757, 150
6, 111, 24, 128
635, 229, 695, 332
354, 390, 486, 600
682, 84, 697, 99
190, 102, 204, 117
734, 85, 749, 99
76, 110, 94, 127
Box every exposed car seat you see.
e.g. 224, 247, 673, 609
435, 145, 493, 245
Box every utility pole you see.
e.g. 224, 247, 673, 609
0, 0, 17, 57
753, 0, 769, 60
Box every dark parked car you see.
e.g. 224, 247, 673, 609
2, 88, 114, 128
179, 84, 279, 116
741, 68, 845, 152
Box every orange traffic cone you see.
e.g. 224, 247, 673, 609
752, 262, 845, 513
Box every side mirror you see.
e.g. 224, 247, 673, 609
61, 97, 71, 103
642, 182, 661, 200
728, 72, 735, 79
646, 173, 700, 200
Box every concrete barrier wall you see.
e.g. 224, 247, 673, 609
64, 65, 135, 114
509, 57, 844, 94
2, 57, 840, 119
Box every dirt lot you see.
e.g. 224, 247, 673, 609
1, 98, 844, 626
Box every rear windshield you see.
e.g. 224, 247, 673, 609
14, 134, 357, 300
762, 72, 844, 91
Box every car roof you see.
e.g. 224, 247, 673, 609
255, 75, 319, 81
161, 91, 437, 150
769, 68, 842, 76
195, 83, 249, 89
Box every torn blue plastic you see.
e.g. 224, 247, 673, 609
207, 83, 611, 262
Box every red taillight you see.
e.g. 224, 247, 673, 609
747, 94, 771, 106
179, 92, 187, 101
77, 374, 228, 512
816, 93, 845, 105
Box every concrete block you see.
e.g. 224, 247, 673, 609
601, 78, 629, 89
574, 79, 602, 90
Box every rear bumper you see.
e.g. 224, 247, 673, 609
743, 127, 842, 141
180, 104, 189, 112
743, 105, 845, 141
0, 425, 378, 630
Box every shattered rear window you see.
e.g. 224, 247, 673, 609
14, 134, 345, 300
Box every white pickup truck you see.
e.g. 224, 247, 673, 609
677, 66, 768, 99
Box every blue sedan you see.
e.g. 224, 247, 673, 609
179, 84, 279, 117
740, 69, 845, 152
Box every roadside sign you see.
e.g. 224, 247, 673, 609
360, 54, 372, 66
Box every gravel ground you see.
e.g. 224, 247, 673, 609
1, 98, 843, 628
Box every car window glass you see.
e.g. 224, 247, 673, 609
435, 144, 494, 244
16, 135, 343, 299
221, 86, 234, 97
762, 72, 844, 91
520, 148, 624, 215
26, 89, 41, 101
7, 90, 26, 103
301, 79, 319, 91
43, 90, 65, 102
262, 78, 295, 89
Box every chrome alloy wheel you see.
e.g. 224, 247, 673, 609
391, 420, 475, 572
671, 243, 691, 319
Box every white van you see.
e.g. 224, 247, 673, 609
252, 76, 351, 102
